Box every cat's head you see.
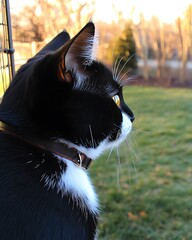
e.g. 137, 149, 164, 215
19, 22, 135, 159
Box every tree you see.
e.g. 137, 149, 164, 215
176, 4, 192, 82
149, 17, 166, 79
96, 21, 124, 66
12, 0, 95, 43
132, 14, 149, 80
113, 22, 137, 82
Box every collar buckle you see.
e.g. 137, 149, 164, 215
77, 152, 92, 170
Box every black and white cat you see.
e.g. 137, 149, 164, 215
0, 22, 134, 239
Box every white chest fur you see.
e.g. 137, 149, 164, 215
57, 157, 99, 214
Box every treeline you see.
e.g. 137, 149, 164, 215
98, 5, 192, 85
131, 7, 192, 83
12, 1, 192, 85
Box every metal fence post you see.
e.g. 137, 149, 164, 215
4, 0, 15, 78
0, 0, 15, 96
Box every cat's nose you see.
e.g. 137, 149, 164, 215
130, 115, 135, 123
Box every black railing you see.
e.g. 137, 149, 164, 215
0, 0, 15, 95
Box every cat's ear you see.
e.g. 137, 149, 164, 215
56, 22, 98, 83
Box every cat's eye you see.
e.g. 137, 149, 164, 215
112, 95, 120, 107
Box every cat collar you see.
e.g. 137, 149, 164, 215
0, 121, 92, 170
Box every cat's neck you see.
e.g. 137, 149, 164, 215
0, 121, 92, 170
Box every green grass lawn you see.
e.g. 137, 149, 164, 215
90, 86, 192, 240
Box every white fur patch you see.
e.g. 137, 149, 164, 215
109, 112, 132, 147
57, 157, 99, 214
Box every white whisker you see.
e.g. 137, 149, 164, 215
128, 130, 139, 152
106, 128, 120, 164
123, 143, 131, 184
118, 68, 132, 84
132, 127, 150, 135
125, 138, 138, 179
116, 54, 136, 83
120, 75, 137, 86
89, 125, 95, 148
116, 147, 121, 189
114, 55, 127, 81
113, 55, 120, 80
106, 142, 115, 163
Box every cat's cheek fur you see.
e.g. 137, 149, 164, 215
70, 111, 132, 160
118, 112, 132, 143
57, 111, 131, 160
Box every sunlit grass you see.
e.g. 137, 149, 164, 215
91, 86, 192, 240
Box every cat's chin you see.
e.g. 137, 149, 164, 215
56, 112, 132, 161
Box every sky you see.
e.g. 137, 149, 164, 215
94, 0, 192, 23
10, 0, 192, 24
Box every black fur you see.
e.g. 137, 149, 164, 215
0, 22, 134, 239
0, 135, 97, 240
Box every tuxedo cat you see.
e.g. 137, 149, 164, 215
0, 22, 134, 240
